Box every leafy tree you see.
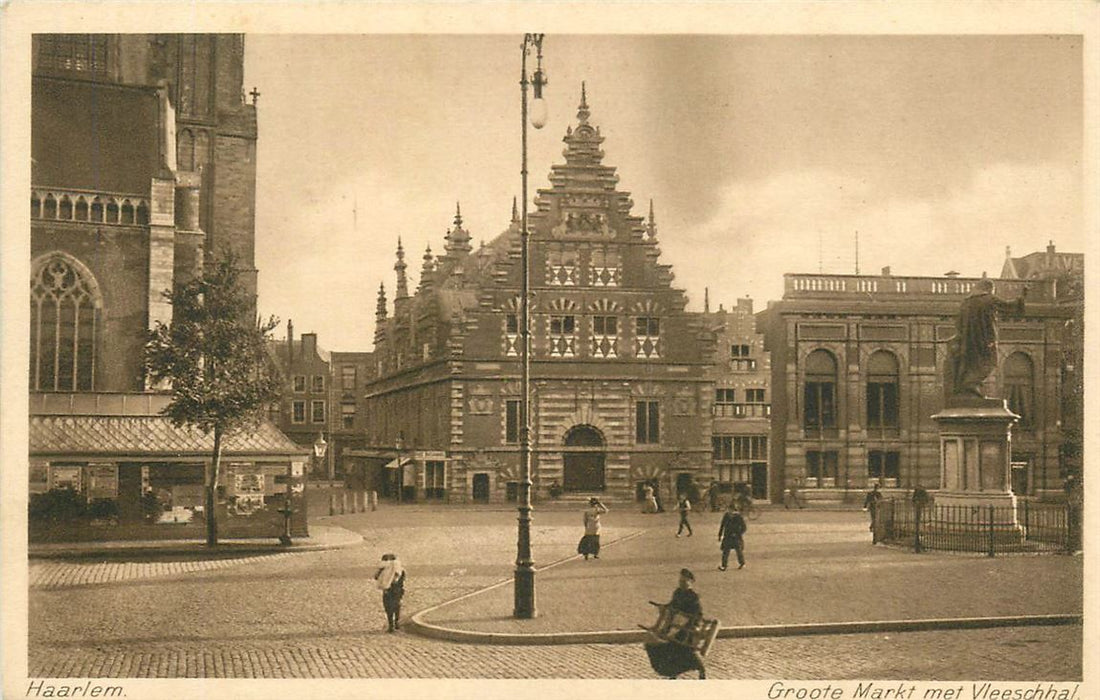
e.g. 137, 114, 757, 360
145, 253, 282, 545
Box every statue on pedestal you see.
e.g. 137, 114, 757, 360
945, 278, 1027, 401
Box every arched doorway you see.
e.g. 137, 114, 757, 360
563, 425, 605, 492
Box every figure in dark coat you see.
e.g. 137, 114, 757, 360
374, 553, 406, 632
947, 278, 1026, 398
717, 503, 747, 570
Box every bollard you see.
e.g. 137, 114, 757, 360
341, 491, 348, 515
329, 492, 336, 517
987, 505, 996, 558
356, 490, 364, 513
914, 504, 922, 553
370, 490, 378, 511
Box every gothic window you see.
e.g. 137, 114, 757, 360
590, 246, 621, 287
1004, 352, 1034, 428
635, 317, 660, 359
31, 193, 41, 219
504, 313, 519, 357
803, 349, 838, 436
36, 35, 109, 76
549, 315, 576, 357
866, 350, 900, 435
44, 194, 57, 219
106, 199, 119, 224
74, 197, 88, 221
178, 35, 214, 118
591, 315, 618, 358
90, 197, 104, 222
30, 255, 100, 392
59, 196, 73, 220
636, 400, 660, 444
120, 200, 135, 225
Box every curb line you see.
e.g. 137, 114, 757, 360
407, 613, 1082, 647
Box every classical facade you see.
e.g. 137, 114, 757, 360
360, 89, 717, 503
28, 34, 307, 538
758, 268, 1078, 504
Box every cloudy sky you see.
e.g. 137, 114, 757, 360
244, 35, 1083, 351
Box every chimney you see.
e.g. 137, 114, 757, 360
302, 332, 318, 360
287, 319, 294, 365
881, 266, 891, 277
737, 297, 753, 314
1047, 240, 1056, 255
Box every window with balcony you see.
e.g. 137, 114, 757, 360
636, 400, 660, 444
635, 317, 660, 358
549, 315, 577, 357
803, 349, 838, 436
591, 315, 618, 358
1004, 352, 1034, 428
866, 351, 900, 436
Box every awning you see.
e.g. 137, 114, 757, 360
383, 457, 415, 469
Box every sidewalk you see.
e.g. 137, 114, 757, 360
29, 523, 363, 559
409, 512, 1083, 644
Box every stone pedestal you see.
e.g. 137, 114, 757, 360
932, 397, 1023, 540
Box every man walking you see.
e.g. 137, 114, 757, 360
863, 482, 882, 534
717, 502, 747, 570
676, 495, 693, 537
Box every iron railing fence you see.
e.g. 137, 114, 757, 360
875, 498, 1078, 556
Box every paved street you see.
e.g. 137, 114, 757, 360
27, 505, 1082, 681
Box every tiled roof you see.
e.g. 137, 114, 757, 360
30, 415, 306, 457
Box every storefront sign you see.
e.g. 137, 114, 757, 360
416, 451, 447, 461
49, 465, 83, 492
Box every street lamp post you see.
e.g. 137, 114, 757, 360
515, 32, 547, 620
395, 433, 404, 505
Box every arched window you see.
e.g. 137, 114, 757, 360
804, 349, 838, 436
44, 194, 57, 219
136, 202, 150, 225
866, 350, 900, 435
121, 200, 135, 224
30, 255, 101, 392
1005, 352, 1034, 428
31, 193, 41, 218
106, 199, 119, 224
90, 197, 104, 222
59, 195, 73, 220
75, 197, 88, 221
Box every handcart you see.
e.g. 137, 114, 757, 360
639, 601, 720, 679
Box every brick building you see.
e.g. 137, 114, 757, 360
359, 88, 718, 503
28, 34, 307, 538
704, 296, 772, 501
758, 267, 1079, 504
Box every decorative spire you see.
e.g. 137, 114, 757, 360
511, 196, 519, 224
577, 81, 589, 124
394, 238, 409, 298
418, 244, 435, 293
646, 199, 658, 239
375, 282, 388, 320
444, 201, 473, 256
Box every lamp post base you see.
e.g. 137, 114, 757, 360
513, 565, 537, 619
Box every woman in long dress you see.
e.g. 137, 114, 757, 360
578, 497, 608, 560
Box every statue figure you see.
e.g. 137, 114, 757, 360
945, 278, 1027, 399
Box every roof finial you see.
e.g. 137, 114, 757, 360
704, 287, 710, 314
454, 201, 463, 227
394, 238, 409, 298
375, 281, 388, 320
646, 199, 657, 239
511, 196, 519, 224
577, 81, 590, 124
